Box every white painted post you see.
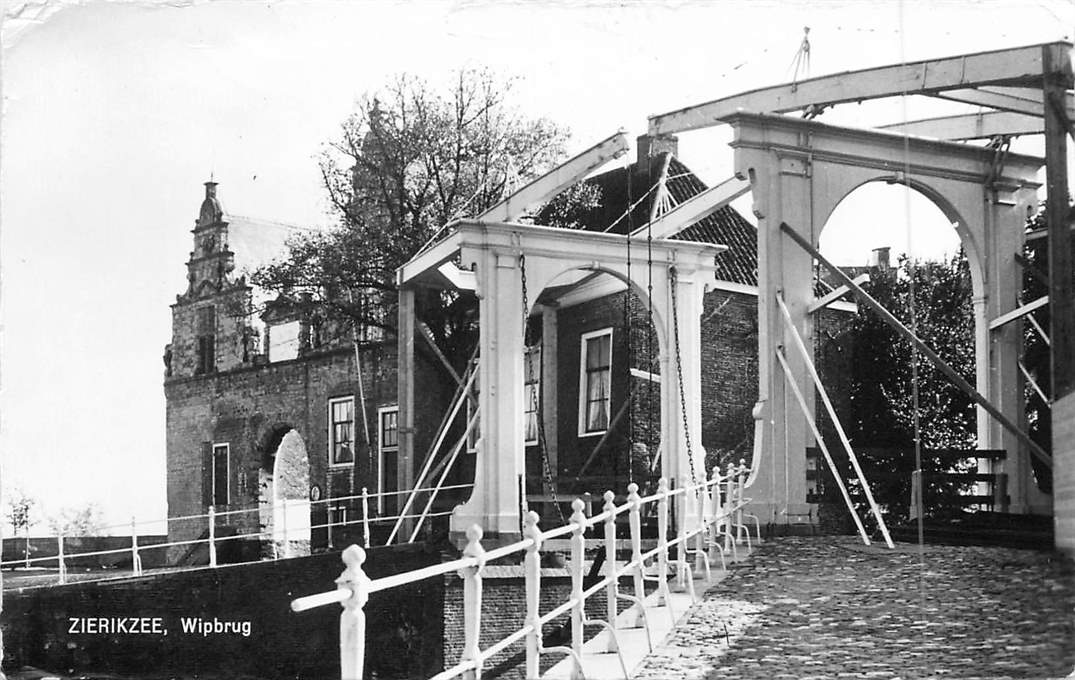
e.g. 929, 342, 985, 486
602, 490, 618, 653
569, 498, 587, 679
736, 460, 748, 550
523, 511, 543, 679
337, 545, 370, 680
656, 479, 671, 617
724, 464, 738, 561
694, 479, 707, 579
627, 483, 647, 630
361, 488, 371, 549
131, 516, 143, 577
459, 524, 486, 680
208, 506, 218, 568
57, 533, 67, 585
281, 498, 290, 559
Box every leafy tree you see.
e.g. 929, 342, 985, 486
49, 503, 106, 537
5, 487, 37, 566
1022, 206, 1052, 492
825, 252, 977, 524
252, 69, 574, 366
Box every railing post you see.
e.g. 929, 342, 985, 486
602, 490, 618, 653
337, 545, 370, 680
361, 487, 371, 549
208, 505, 218, 568
627, 483, 647, 629
736, 459, 748, 548
131, 516, 143, 577
656, 478, 670, 610
724, 464, 737, 559
523, 511, 543, 680
708, 467, 722, 567
459, 524, 486, 680
569, 498, 587, 680
694, 478, 707, 577
57, 533, 67, 585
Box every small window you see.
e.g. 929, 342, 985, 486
330, 397, 355, 466
212, 443, 229, 507
579, 329, 612, 435
378, 406, 400, 514
196, 306, 216, 374
523, 346, 541, 444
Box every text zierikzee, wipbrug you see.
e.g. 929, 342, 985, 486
180, 617, 252, 637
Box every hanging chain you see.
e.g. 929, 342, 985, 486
669, 265, 699, 488
520, 253, 566, 524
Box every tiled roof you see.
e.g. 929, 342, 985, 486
543, 153, 758, 287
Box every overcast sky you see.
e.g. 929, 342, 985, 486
3, 0, 1072, 533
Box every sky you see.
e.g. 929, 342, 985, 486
2, 0, 1073, 534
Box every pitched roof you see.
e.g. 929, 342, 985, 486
544, 153, 758, 287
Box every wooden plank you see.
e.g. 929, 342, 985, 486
878, 111, 1045, 140
631, 175, 751, 238
1044, 45, 1075, 399
930, 87, 1043, 116
808, 273, 870, 313
781, 221, 1052, 468
649, 42, 1067, 135
988, 295, 1049, 330
478, 131, 628, 222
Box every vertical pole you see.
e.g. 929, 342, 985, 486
707, 467, 721, 566
1043, 44, 1075, 400
337, 545, 370, 680
397, 286, 417, 540
361, 487, 371, 549
656, 478, 671, 616
208, 506, 218, 568
57, 533, 67, 585
460, 525, 486, 680
694, 480, 707, 578
131, 516, 143, 577
602, 491, 618, 653
724, 464, 738, 560
523, 511, 543, 679
569, 499, 587, 679
627, 483, 648, 631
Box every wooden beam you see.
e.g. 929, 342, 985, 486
808, 273, 869, 313
629, 367, 661, 383
631, 176, 751, 238
781, 221, 1052, 468
989, 295, 1050, 331
1044, 45, 1075, 399
878, 111, 1045, 140
416, 320, 462, 385
930, 87, 1043, 116
650, 42, 1069, 135
1019, 360, 1051, 405
478, 131, 628, 222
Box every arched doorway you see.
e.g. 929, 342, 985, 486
258, 427, 311, 558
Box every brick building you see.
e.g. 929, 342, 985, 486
164, 139, 852, 556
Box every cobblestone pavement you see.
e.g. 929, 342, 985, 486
634, 537, 1075, 680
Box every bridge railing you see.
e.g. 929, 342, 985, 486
0, 483, 473, 585
291, 463, 758, 680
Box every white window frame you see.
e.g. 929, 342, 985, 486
211, 443, 230, 507
377, 405, 400, 513
329, 396, 356, 468
523, 345, 541, 446
578, 327, 613, 437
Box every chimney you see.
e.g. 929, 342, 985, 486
636, 134, 679, 164
870, 246, 891, 270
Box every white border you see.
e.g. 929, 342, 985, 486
578, 327, 613, 438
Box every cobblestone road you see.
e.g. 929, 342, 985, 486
635, 537, 1075, 680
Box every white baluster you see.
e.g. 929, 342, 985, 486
57, 533, 67, 585
602, 490, 618, 653
208, 506, 218, 568
361, 487, 371, 549
459, 524, 486, 680
694, 478, 707, 580
523, 511, 543, 679
131, 516, 143, 577
337, 545, 370, 680
569, 498, 587, 679
656, 478, 671, 618
708, 467, 726, 571
724, 464, 738, 561
627, 483, 647, 631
